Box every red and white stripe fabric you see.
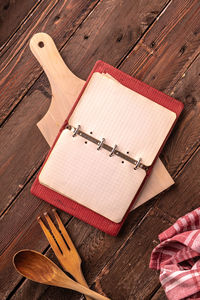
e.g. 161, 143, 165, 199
150, 207, 200, 299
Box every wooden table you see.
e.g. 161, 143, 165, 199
0, 1, 200, 299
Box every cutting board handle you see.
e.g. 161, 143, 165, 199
29, 33, 85, 145
29, 32, 79, 92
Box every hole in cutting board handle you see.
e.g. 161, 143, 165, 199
38, 41, 44, 48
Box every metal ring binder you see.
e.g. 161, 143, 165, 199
66, 124, 148, 171
109, 144, 117, 157
97, 138, 105, 150
134, 158, 142, 170
72, 125, 80, 137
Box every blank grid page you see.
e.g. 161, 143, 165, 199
39, 129, 146, 223
70, 73, 176, 166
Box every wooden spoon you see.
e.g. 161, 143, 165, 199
13, 250, 110, 300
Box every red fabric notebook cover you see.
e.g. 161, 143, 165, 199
31, 61, 184, 236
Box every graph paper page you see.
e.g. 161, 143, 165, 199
70, 72, 176, 166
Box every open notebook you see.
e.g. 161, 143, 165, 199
31, 61, 183, 235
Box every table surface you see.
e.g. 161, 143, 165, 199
0, 1, 200, 299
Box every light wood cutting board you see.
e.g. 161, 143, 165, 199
29, 32, 174, 212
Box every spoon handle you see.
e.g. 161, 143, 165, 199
60, 280, 110, 300
73, 270, 93, 300
75, 284, 110, 300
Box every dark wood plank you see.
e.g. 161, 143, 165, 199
0, 177, 152, 299
0, 0, 39, 48
120, 0, 200, 93
154, 54, 200, 218
0, 180, 53, 299
155, 144, 200, 219
160, 54, 200, 175
0, 0, 99, 125
151, 287, 167, 300
62, 0, 170, 79
64, 0, 200, 86
0, 0, 54, 57
90, 208, 173, 300
0, 76, 50, 214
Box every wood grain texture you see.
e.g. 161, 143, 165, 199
160, 54, 200, 176
0, 0, 200, 299
120, 0, 200, 93
92, 208, 173, 300
61, 0, 170, 80
155, 145, 200, 219
151, 287, 167, 300
0, 0, 99, 124
0, 182, 54, 299
0, 78, 50, 214
0, 0, 39, 48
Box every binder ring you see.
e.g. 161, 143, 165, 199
109, 144, 117, 157
72, 125, 80, 137
97, 138, 105, 150
134, 158, 142, 170
66, 123, 148, 170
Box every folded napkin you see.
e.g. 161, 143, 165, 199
150, 208, 200, 300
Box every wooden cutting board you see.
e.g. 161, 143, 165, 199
29, 32, 174, 211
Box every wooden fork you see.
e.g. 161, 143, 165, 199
38, 209, 92, 300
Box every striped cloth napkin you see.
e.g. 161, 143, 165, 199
150, 207, 200, 299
